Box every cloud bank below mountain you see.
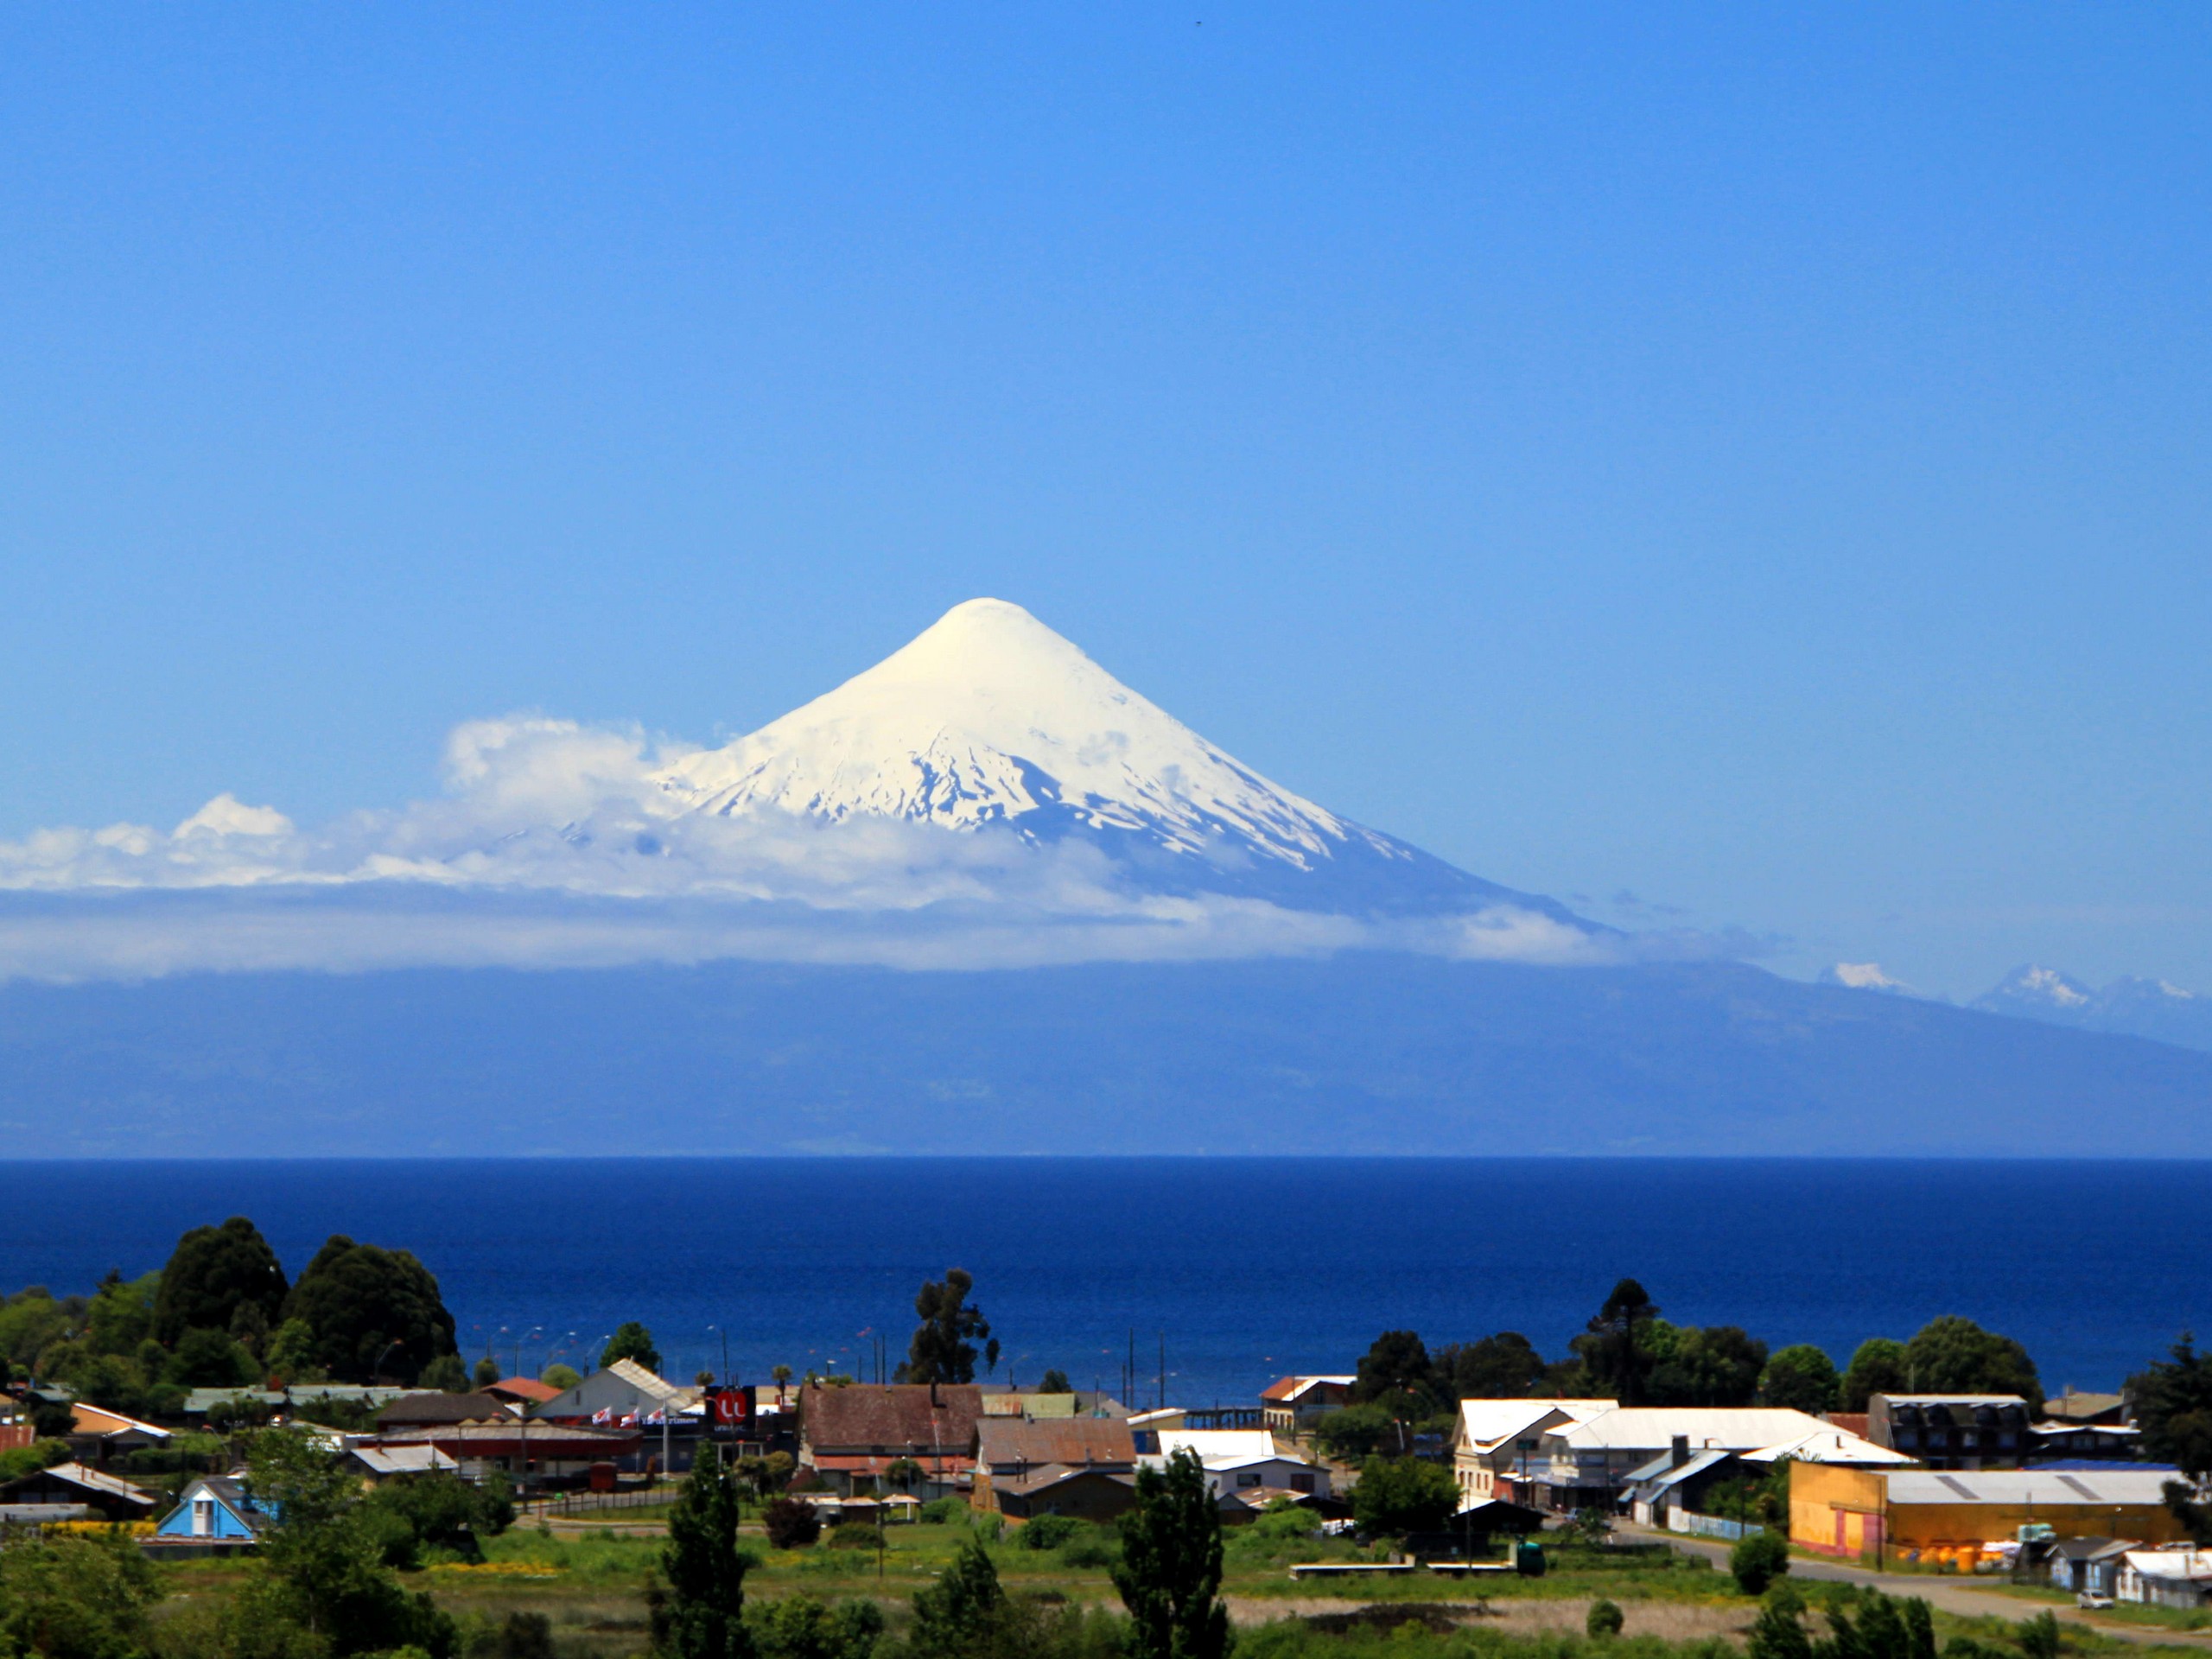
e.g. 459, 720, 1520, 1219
0, 715, 1751, 981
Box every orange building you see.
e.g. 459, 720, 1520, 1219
1790, 1463, 2190, 1564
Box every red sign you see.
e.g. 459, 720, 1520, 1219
708, 1388, 749, 1427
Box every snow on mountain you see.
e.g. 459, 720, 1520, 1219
1822, 961, 1916, 995
656, 598, 1573, 918
1971, 964, 2212, 1054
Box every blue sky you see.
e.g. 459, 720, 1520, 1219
3, 5, 2208, 996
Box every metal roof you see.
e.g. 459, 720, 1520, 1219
1744, 1428, 1915, 1465
1625, 1447, 1734, 1490
1454, 1399, 1615, 1452
1549, 1408, 1832, 1452
1885, 1468, 2179, 1506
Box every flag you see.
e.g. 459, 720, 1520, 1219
620, 1411, 638, 1427
645, 1408, 665, 1426
592, 1408, 613, 1425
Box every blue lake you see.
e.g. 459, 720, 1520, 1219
1, 1158, 2204, 1403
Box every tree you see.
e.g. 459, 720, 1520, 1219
1649, 1326, 1768, 1408
1437, 1332, 1549, 1399
474, 1356, 502, 1389
1353, 1455, 1459, 1535
1587, 1599, 1624, 1637
360, 1470, 515, 1567
750, 1593, 884, 1659
1580, 1279, 1660, 1405
421, 1352, 471, 1393
1746, 1593, 1813, 1659
153, 1216, 290, 1347
1351, 1331, 1433, 1404
899, 1269, 997, 1385
911, 1536, 1007, 1659
0, 1528, 162, 1659
603, 1322, 662, 1373
86, 1270, 160, 1357
283, 1235, 457, 1385
652, 1454, 755, 1659
543, 1363, 583, 1390
1037, 1369, 1073, 1394
1841, 1338, 1909, 1410
1730, 1529, 1790, 1596
1114, 1446, 1230, 1659
762, 1497, 822, 1550
243, 1426, 456, 1654
165, 1325, 259, 1387
1761, 1346, 1841, 1414
1901, 1317, 2042, 1408
2130, 1334, 2212, 1542
1312, 1403, 1395, 1462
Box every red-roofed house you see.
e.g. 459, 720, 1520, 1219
1260, 1376, 1354, 1433
798, 1383, 984, 1497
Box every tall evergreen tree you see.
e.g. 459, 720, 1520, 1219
283, 1235, 457, 1384
1580, 1279, 1660, 1405
909, 1537, 1005, 1659
899, 1268, 998, 1384
2131, 1334, 2212, 1541
1115, 1446, 1231, 1659
652, 1455, 754, 1659
152, 1217, 289, 1347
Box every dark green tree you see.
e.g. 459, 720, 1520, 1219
420, 1352, 471, 1392
360, 1470, 515, 1567
1437, 1332, 1549, 1399
1761, 1345, 1841, 1414
283, 1235, 458, 1385
0, 1528, 163, 1659
474, 1355, 503, 1389
899, 1269, 997, 1385
1730, 1529, 1790, 1596
1311, 1402, 1395, 1462
1580, 1279, 1660, 1405
1036, 1369, 1073, 1394
1649, 1326, 1769, 1408
652, 1455, 755, 1659
152, 1217, 289, 1347
164, 1325, 259, 1387
910, 1536, 1006, 1659
1351, 1330, 1433, 1403
1586, 1599, 1624, 1638
2130, 1334, 2212, 1541
1746, 1594, 1813, 1659
244, 1426, 456, 1654
1900, 1317, 2041, 1408
1114, 1446, 1230, 1659
86, 1270, 160, 1357
1841, 1338, 1909, 1410
603, 1321, 662, 1373
1352, 1455, 1459, 1535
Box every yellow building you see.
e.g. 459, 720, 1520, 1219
1790, 1463, 2190, 1563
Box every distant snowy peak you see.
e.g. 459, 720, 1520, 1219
1971, 964, 2212, 1055
1823, 962, 1916, 995
1980, 964, 2094, 1012
656, 598, 1565, 918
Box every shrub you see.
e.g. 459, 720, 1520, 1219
918, 1497, 968, 1524
1017, 1513, 1084, 1551
829, 1521, 880, 1548
1732, 1529, 1792, 1596
764, 1497, 823, 1550
1587, 1599, 1625, 1637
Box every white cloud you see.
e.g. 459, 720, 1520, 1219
0, 714, 1751, 981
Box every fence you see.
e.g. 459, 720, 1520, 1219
536, 1487, 675, 1518
1672, 1510, 1753, 1542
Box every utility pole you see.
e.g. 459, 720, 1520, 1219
1158, 1332, 1165, 1413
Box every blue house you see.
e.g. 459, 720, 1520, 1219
154, 1476, 270, 1547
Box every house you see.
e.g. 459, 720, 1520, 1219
534, 1359, 700, 1426
367, 1421, 640, 1481
798, 1383, 985, 1496
2046, 1537, 2136, 1598
979, 1388, 1129, 1421
1449, 1400, 1616, 1510
972, 1416, 1137, 1512
1625, 1425, 1910, 1531
2043, 1389, 2129, 1427
0, 1459, 158, 1523
2028, 1421, 2145, 1463
1526, 1407, 1847, 1512
1141, 1429, 1330, 1502
995, 1465, 1140, 1522
2117, 1547, 2212, 1610
68, 1402, 172, 1467
375, 1392, 518, 1432
347, 1443, 461, 1481
1866, 1395, 2032, 1471
183, 1384, 415, 1421
1260, 1376, 1355, 1434
1789, 1463, 2191, 1560
482, 1376, 563, 1409
152, 1476, 269, 1551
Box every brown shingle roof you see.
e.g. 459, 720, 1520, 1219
976, 1416, 1136, 1470
801, 1383, 983, 1455
375, 1392, 515, 1428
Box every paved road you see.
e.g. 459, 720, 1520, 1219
1615, 1522, 2205, 1649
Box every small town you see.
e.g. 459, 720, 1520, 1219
0, 1221, 2207, 1659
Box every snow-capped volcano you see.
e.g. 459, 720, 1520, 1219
657, 598, 1568, 918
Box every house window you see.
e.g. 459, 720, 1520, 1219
1237, 1471, 1262, 1488
1290, 1473, 1314, 1493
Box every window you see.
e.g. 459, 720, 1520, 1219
1290, 1473, 1315, 1493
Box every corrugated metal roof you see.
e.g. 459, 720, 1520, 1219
1745, 1428, 1915, 1465
1886, 1469, 2179, 1506
976, 1417, 1136, 1469
1627, 1448, 1735, 1490
1552, 1408, 1831, 1452
1455, 1399, 1615, 1452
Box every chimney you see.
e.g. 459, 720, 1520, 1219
1671, 1434, 1691, 1468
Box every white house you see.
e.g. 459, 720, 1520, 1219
2117, 1548, 2212, 1611
534, 1357, 698, 1424
1141, 1429, 1330, 1500
1526, 1407, 1861, 1511
1448, 1400, 1615, 1510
